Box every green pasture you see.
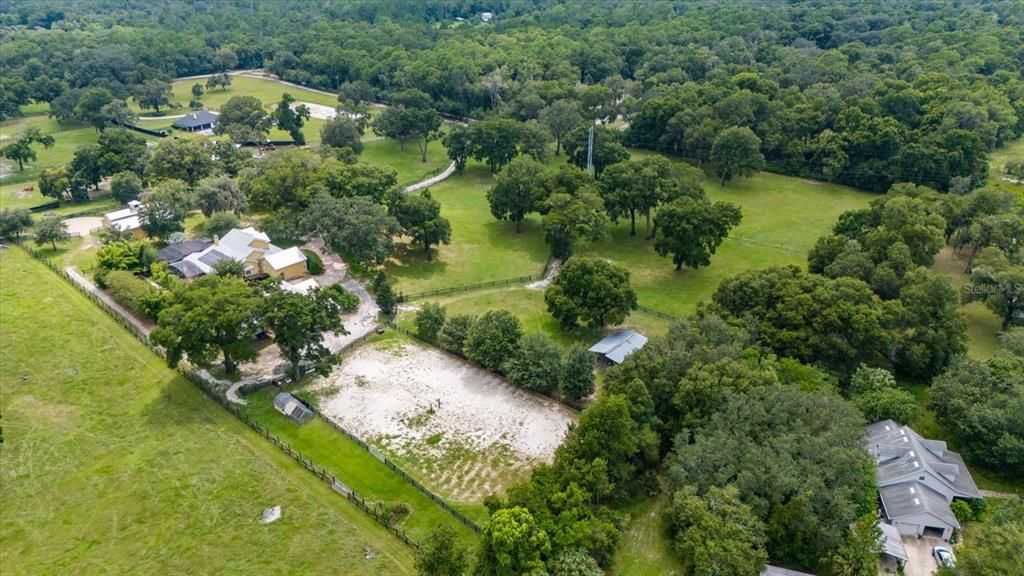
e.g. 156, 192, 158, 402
240, 386, 479, 545
0, 248, 415, 575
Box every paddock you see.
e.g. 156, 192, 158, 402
314, 337, 576, 502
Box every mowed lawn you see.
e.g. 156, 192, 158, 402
387, 163, 551, 293
388, 154, 875, 319
398, 287, 673, 346
0, 248, 414, 575
240, 387, 480, 546
0, 113, 101, 209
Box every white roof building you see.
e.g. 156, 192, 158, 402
281, 278, 320, 295
263, 246, 307, 273
103, 200, 145, 234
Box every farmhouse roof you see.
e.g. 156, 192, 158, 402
878, 522, 909, 562
173, 109, 218, 129
865, 420, 979, 499
588, 329, 648, 364
263, 246, 306, 271
169, 259, 206, 279
158, 239, 213, 263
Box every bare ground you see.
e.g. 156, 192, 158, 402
314, 340, 576, 502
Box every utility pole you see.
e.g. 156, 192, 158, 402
586, 123, 595, 175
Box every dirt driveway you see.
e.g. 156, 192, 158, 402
63, 216, 103, 237
899, 535, 943, 576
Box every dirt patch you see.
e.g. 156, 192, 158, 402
64, 217, 104, 237
315, 340, 576, 501
293, 102, 363, 121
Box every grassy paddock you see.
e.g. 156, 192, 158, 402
610, 496, 684, 576
388, 154, 875, 319
0, 248, 414, 575
398, 286, 673, 346
240, 387, 480, 546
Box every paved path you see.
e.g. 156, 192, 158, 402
979, 489, 1020, 499
64, 267, 154, 336
403, 161, 457, 193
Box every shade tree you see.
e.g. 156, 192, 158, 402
545, 257, 637, 329
653, 196, 742, 270
215, 95, 271, 144
487, 155, 548, 233
263, 286, 347, 381
152, 274, 263, 375
390, 190, 451, 261
32, 214, 69, 250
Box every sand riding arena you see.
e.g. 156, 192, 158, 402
313, 337, 577, 502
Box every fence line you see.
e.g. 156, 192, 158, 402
12, 242, 434, 548
634, 304, 680, 322
398, 275, 534, 302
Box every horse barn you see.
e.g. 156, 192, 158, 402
172, 109, 218, 132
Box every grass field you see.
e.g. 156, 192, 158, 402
0, 248, 415, 575
387, 153, 875, 322
0, 113, 101, 209
387, 163, 551, 292
398, 286, 673, 346
239, 386, 480, 546
611, 497, 683, 576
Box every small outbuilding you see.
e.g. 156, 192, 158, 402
173, 110, 218, 132
588, 329, 647, 364
878, 521, 909, 572
273, 392, 314, 424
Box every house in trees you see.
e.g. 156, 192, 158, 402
273, 392, 314, 424
166, 227, 307, 280
172, 110, 218, 132
102, 200, 146, 239
865, 420, 981, 541
588, 329, 647, 365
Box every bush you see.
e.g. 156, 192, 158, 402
104, 270, 164, 319
415, 302, 446, 342
189, 99, 204, 109
324, 284, 359, 311
302, 249, 323, 274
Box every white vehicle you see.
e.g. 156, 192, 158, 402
933, 545, 956, 567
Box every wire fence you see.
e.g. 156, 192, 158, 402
634, 304, 679, 322
11, 241, 485, 547
398, 275, 534, 302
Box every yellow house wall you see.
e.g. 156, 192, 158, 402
263, 260, 307, 280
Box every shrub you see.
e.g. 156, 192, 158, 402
302, 249, 323, 274
415, 302, 446, 342
189, 99, 204, 109
104, 270, 163, 319
324, 284, 359, 311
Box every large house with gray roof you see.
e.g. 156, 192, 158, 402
162, 227, 306, 280
865, 420, 980, 540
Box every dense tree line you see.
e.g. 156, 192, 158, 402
4, 1, 1021, 193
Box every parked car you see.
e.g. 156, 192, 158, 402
933, 545, 956, 567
